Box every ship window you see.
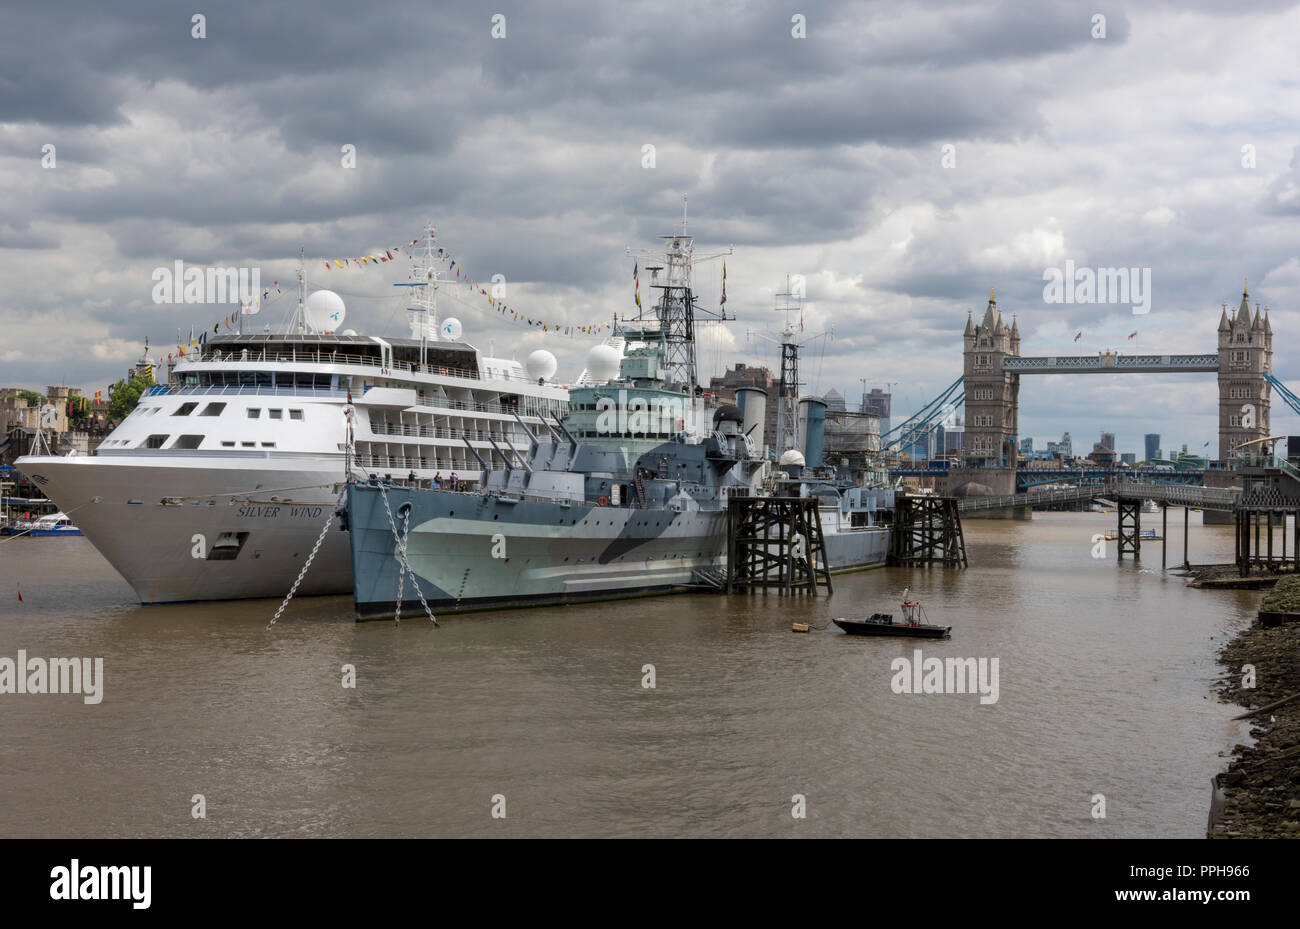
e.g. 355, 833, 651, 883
269, 409, 283, 420
172, 435, 204, 449
247, 408, 261, 419
206, 531, 249, 561
199, 402, 227, 416
241, 442, 256, 448
143, 434, 169, 449
289, 409, 304, 421
174, 402, 198, 416
222, 441, 235, 447
261, 442, 276, 448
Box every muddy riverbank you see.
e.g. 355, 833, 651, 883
1212, 607, 1300, 837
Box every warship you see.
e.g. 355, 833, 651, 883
345, 406, 767, 618
345, 200, 770, 618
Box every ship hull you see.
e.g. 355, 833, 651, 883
823, 525, 891, 572
347, 484, 728, 619
14, 454, 350, 603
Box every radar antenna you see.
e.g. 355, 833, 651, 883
623, 194, 734, 391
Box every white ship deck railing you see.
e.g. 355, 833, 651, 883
357, 454, 504, 472
368, 423, 531, 441
146, 384, 346, 399
183, 349, 547, 385
382, 398, 553, 415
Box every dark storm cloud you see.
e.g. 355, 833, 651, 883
0, 0, 1296, 463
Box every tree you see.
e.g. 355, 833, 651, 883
17, 390, 44, 407
108, 373, 155, 422
68, 395, 92, 423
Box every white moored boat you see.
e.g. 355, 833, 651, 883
15, 226, 585, 603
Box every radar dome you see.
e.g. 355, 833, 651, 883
525, 349, 558, 383
440, 317, 463, 341
779, 449, 806, 467
304, 290, 346, 333
584, 343, 622, 381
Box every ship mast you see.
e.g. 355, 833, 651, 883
295, 247, 306, 333
405, 221, 446, 369
280, 246, 306, 336
624, 195, 733, 391
749, 275, 832, 455
775, 277, 801, 455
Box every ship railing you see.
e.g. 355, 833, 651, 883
145, 384, 346, 398
410, 398, 521, 415
184, 348, 553, 386
395, 397, 565, 417
366, 423, 529, 443
355, 454, 476, 473
187, 349, 483, 380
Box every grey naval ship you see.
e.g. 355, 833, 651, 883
345, 406, 766, 618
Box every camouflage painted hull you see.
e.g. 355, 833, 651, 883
346, 484, 728, 619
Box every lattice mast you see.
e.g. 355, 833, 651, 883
749, 275, 830, 455
624, 195, 734, 390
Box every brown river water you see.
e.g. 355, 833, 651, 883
0, 511, 1261, 837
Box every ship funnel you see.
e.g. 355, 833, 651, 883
736, 387, 767, 454
798, 397, 827, 468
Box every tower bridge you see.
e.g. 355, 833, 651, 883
960, 283, 1272, 473
934, 282, 1278, 516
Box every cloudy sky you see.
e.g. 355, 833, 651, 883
3, 0, 1299, 458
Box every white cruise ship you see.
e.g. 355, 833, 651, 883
15, 230, 586, 603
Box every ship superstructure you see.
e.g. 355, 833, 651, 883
15, 225, 582, 603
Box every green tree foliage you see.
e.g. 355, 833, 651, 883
68, 395, 92, 422
17, 390, 44, 407
108, 373, 155, 422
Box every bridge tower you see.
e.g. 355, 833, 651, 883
962, 289, 1020, 468
1217, 281, 1272, 462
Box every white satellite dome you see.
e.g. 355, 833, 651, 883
779, 449, 806, 466
525, 349, 558, 383
340, 328, 358, 336
440, 317, 463, 341
584, 343, 622, 381
304, 290, 346, 333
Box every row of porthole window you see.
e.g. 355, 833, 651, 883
142, 434, 276, 450
171, 401, 303, 421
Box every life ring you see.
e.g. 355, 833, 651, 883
597, 496, 608, 507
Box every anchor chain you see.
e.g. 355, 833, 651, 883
394, 506, 409, 623
269, 488, 346, 627
377, 481, 438, 625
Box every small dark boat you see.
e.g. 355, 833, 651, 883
833, 590, 951, 638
